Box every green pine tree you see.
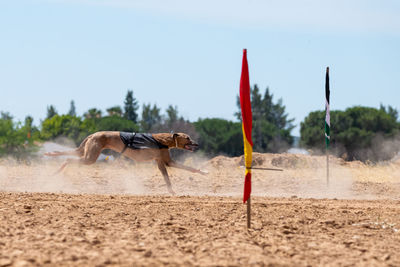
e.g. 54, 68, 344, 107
46, 105, 58, 119
68, 100, 77, 117
141, 103, 161, 132
0, 111, 13, 121
124, 90, 139, 123
166, 105, 179, 126
236, 84, 294, 152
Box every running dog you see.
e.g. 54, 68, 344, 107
44, 131, 206, 194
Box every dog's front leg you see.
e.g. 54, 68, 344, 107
168, 160, 207, 175
156, 160, 175, 195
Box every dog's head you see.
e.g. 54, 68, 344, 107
171, 133, 199, 152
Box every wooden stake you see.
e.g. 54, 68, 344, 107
247, 197, 251, 228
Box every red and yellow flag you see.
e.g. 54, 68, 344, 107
239, 49, 253, 203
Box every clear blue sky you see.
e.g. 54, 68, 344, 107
1, 0, 399, 136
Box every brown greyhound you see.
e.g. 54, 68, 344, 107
44, 131, 206, 194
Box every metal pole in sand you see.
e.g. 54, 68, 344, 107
251, 167, 283, 171
326, 150, 329, 186
247, 196, 251, 228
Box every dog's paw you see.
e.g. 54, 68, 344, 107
168, 188, 176, 195
197, 169, 208, 175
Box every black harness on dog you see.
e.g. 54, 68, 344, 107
119, 132, 168, 156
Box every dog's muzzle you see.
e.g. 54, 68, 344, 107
184, 143, 199, 152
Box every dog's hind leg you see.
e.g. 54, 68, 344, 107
53, 145, 102, 174
75, 135, 91, 157
156, 160, 175, 195
53, 159, 72, 174
53, 156, 98, 174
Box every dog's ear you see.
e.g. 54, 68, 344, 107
172, 133, 179, 139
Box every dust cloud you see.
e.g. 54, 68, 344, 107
0, 162, 146, 195
1, 143, 400, 199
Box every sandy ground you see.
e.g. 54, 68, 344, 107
1, 152, 400, 266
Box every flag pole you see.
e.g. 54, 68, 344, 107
247, 197, 251, 228
239, 49, 253, 229
326, 146, 329, 186
325, 67, 330, 186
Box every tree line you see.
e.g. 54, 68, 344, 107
300, 105, 399, 162
0, 87, 294, 160
1, 87, 399, 162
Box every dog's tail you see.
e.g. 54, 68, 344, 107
44, 135, 91, 157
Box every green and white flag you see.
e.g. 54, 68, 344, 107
325, 67, 330, 148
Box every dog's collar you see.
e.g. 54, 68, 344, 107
174, 135, 178, 148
